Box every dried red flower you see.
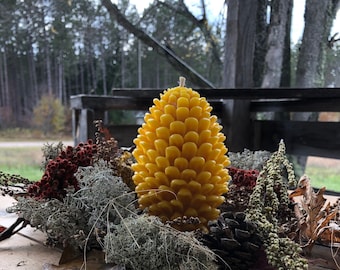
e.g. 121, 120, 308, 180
27, 139, 97, 201
228, 167, 259, 190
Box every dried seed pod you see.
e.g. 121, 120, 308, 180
132, 77, 231, 231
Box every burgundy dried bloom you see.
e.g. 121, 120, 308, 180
27, 139, 97, 201
228, 167, 259, 190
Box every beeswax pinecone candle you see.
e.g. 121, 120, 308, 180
132, 77, 231, 231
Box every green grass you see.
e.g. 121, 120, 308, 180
1, 165, 43, 181
304, 166, 340, 192
0, 146, 44, 181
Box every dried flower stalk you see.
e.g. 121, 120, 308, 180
245, 140, 308, 269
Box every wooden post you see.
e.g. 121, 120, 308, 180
72, 108, 105, 145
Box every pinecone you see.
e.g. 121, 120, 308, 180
200, 210, 263, 270
198, 167, 263, 269
198, 166, 298, 269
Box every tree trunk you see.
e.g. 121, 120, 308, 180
101, 55, 107, 95
90, 49, 97, 92
253, 0, 269, 87
222, 0, 238, 88
223, 0, 258, 86
221, 0, 257, 152
293, 0, 339, 120
121, 49, 125, 88
0, 52, 5, 106
261, 0, 290, 88
235, 0, 257, 88
280, 0, 293, 87
292, 0, 339, 176
19, 57, 28, 121
28, 41, 38, 105
57, 52, 63, 101
2, 48, 9, 108
41, 8, 53, 95
295, 0, 339, 88
79, 50, 85, 94
0, 49, 11, 126
44, 42, 52, 94
62, 68, 67, 105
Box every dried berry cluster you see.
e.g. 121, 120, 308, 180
93, 120, 135, 189
0, 171, 31, 196
27, 140, 97, 200
228, 167, 259, 190
94, 120, 120, 162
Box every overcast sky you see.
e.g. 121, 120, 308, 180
128, 0, 340, 45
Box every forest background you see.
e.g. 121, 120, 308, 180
0, 0, 339, 133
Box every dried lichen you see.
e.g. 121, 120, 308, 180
228, 148, 271, 171
74, 159, 137, 229
9, 196, 89, 247
104, 214, 219, 270
245, 140, 308, 269
8, 160, 136, 248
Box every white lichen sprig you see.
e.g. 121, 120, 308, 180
245, 140, 308, 269
104, 214, 219, 270
74, 159, 137, 229
7, 195, 89, 247
228, 148, 271, 171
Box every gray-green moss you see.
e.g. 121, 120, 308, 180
228, 148, 271, 171
104, 215, 219, 270
7, 160, 136, 248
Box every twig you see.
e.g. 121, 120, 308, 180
0, 217, 29, 241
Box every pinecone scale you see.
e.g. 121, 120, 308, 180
201, 210, 263, 270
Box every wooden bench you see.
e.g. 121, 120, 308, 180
70, 88, 340, 159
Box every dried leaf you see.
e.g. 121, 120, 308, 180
290, 175, 340, 253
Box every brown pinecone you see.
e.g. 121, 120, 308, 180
200, 211, 263, 270
197, 168, 263, 269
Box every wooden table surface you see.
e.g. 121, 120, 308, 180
0, 195, 61, 270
